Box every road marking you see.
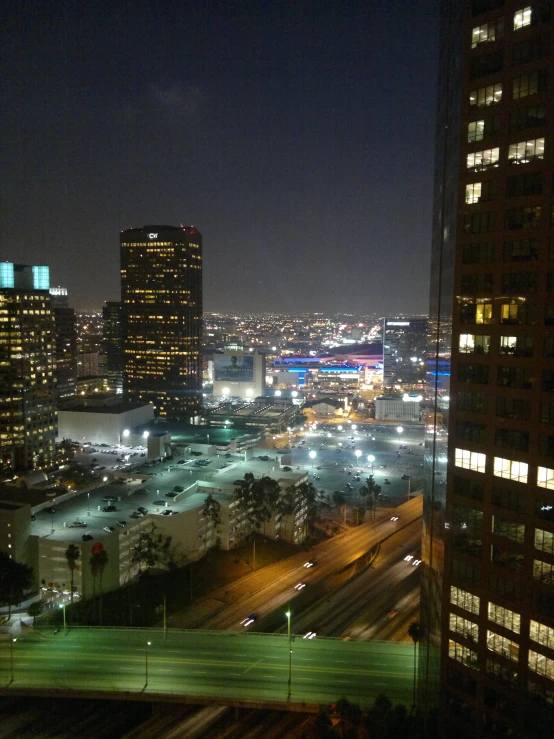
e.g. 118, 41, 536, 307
262, 674, 277, 678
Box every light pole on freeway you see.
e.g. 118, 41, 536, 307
10, 638, 16, 683
145, 641, 151, 687
285, 610, 292, 698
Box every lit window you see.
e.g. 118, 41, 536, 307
529, 650, 554, 680
493, 457, 528, 483
514, 6, 532, 30
508, 138, 545, 164
535, 528, 554, 555
533, 559, 554, 586
469, 83, 502, 108
537, 467, 554, 490
465, 182, 482, 204
472, 18, 503, 48
487, 630, 519, 661
450, 613, 479, 640
467, 147, 500, 171
449, 640, 478, 669
450, 586, 480, 615
468, 120, 485, 143
476, 303, 493, 324
530, 620, 554, 650
488, 602, 521, 633
455, 448, 487, 473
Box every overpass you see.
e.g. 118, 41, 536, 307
0, 628, 414, 712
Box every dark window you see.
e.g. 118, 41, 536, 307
509, 104, 546, 132
496, 396, 531, 420
497, 366, 533, 389
506, 172, 543, 197
454, 475, 484, 501
536, 492, 554, 522
542, 369, 554, 391
452, 558, 481, 587
501, 271, 537, 292
491, 544, 525, 572
513, 34, 548, 64
505, 206, 542, 230
503, 239, 539, 261
457, 420, 487, 443
512, 69, 548, 99
495, 428, 529, 452
530, 2, 552, 25
459, 362, 490, 384
462, 242, 495, 264
472, 0, 504, 15
461, 272, 494, 293
457, 391, 488, 413
547, 272, 554, 293
471, 50, 503, 79
541, 399, 554, 423
492, 484, 526, 513
539, 434, 554, 457
492, 515, 525, 543
468, 115, 501, 142
489, 570, 521, 599
544, 337, 554, 357
464, 211, 497, 233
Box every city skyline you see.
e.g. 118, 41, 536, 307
1, 0, 438, 315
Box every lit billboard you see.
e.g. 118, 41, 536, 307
214, 355, 254, 382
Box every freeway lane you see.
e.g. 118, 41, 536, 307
0, 629, 413, 707
187, 496, 423, 631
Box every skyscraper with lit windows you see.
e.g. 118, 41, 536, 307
422, 1, 554, 736
120, 225, 202, 420
0, 262, 57, 473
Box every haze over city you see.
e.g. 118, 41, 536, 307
1, 0, 438, 314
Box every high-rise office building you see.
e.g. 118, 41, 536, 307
120, 225, 202, 419
49, 287, 77, 400
382, 316, 428, 389
102, 301, 123, 393
0, 263, 57, 473
423, 2, 554, 736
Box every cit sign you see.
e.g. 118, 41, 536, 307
148, 233, 158, 239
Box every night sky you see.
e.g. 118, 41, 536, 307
1, 0, 439, 315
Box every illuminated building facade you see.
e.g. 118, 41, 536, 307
49, 287, 77, 400
383, 316, 428, 389
422, 2, 554, 735
121, 225, 202, 420
102, 301, 123, 393
0, 263, 57, 473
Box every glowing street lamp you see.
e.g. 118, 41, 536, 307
355, 450, 362, 462
143, 430, 149, 439
337, 425, 343, 431
352, 424, 357, 431
145, 641, 151, 686
397, 426, 404, 434
58, 602, 66, 629
285, 610, 292, 696
309, 450, 317, 468
367, 454, 375, 473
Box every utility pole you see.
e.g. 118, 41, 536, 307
253, 538, 256, 572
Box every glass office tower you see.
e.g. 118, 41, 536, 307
0, 263, 57, 472
422, 2, 554, 736
120, 225, 202, 420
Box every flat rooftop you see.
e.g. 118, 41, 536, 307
60, 403, 150, 414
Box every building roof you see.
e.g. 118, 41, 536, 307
59, 403, 150, 415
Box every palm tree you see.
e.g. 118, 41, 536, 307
65, 544, 80, 608
408, 620, 422, 710
359, 475, 381, 519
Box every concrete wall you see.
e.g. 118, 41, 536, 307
57, 404, 155, 446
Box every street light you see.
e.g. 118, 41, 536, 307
87, 491, 90, 515
352, 424, 357, 431
145, 641, 151, 687
355, 450, 362, 462
10, 638, 16, 683
367, 455, 375, 474
285, 610, 292, 697
58, 602, 66, 630
397, 426, 404, 434
337, 425, 343, 431
309, 450, 317, 468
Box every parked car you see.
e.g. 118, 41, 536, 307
103, 526, 116, 533
166, 491, 178, 498
282, 466, 292, 472
401, 474, 411, 480
153, 500, 166, 506
68, 521, 87, 528
137, 506, 147, 514
102, 496, 116, 502
161, 510, 175, 516
101, 505, 117, 512
82, 534, 94, 541
117, 520, 127, 527
173, 485, 184, 492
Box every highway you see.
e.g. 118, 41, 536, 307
290, 519, 422, 641
0, 629, 414, 707
171, 495, 422, 631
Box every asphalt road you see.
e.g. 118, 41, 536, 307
290, 519, 422, 641
0, 629, 414, 707
171, 496, 422, 631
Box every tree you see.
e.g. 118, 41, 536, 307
332, 490, 346, 514
28, 600, 43, 627
408, 621, 422, 710
0, 551, 33, 620
203, 494, 222, 530
65, 543, 80, 608
130, 522, 173, 574
276, 486, 296, 540
359, 475, 381, 519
